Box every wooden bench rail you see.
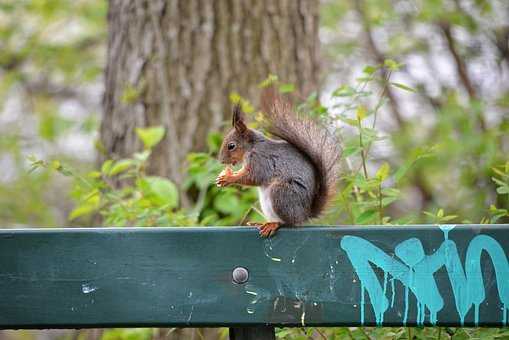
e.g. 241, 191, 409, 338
0, 225, 508, 338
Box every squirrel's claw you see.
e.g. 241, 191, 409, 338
252, 222, 280, 238
215, 175, 229, 187
215, 166, 234, 187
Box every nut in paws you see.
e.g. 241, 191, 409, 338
215, 174, 230, 187
215, 167, 233, 187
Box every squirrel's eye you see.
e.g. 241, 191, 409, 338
227, 142, 236, 151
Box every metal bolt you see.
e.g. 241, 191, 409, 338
232, 266, 249, 284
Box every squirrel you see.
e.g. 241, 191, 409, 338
215, 89, 341, 237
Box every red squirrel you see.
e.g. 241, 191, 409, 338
216, 90, 341, 237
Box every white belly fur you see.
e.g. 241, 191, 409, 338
258, 186, 282, 222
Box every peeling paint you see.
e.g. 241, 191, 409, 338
187, 305, 194, 323
273, 297, 280, 311
244, 284, 271, 315
263, 239, 282, 262
290, 235, 310, 265
81, 283, 97, 294
329, 263, 336, 293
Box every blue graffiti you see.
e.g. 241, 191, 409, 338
340, 226, 509, 326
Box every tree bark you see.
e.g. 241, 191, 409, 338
101, 0, 320, 196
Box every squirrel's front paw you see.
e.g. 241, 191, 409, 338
215, 174, 230, 187
215, 167, 234, 187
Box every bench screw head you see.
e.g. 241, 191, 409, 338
232, 267, 249, 284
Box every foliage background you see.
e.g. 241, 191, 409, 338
0, 0, 508, 339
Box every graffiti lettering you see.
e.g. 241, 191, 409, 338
340, 226, 509, 326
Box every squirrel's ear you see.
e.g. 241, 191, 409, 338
232, 104, 247, 134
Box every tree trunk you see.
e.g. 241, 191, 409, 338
101, 0, 320, 198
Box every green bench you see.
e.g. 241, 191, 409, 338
1, 225, 508, 339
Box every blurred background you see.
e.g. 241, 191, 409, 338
0, 0, 508, 339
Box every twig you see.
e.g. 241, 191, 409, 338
345, 327, 355, 340
165, 328, 177, 336
314, 328, 328, 340
362, 69, 392, 162
252, 206, 266, 219
439, 22, 486, 132
299, 328, 313, 339
353, 0, 404, 127
359, 327, 373, 340
239, 206, 254, 225
358, 116, 369, 179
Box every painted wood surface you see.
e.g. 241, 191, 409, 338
0, 225, 508, 329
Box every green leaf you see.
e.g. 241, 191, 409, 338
229, 92, 241, 104
375, 162, 390, 182
109, 159, 134, 176
138, 176, 179, 208
338, 116, 359, 127
258, 74, 278, 88
69, 193, 100, 221
279, 83, 295, 93
38, 114, 74, 141
382, 187, 401, 197
133, 150, 151, 162
305, 91, 318, 103
497, 186, 509, 194
343, 145, 362, 157
391, 82, 416, 93
492, 177, 506, 186
214, 191, 241, 214
121, 85, 141, 104
87, 171, 102, 179
50, 160, 72, 176
441, 215, 458, 222
382, 196, 399, 207
51, 160, 61, 170
394, 163, 411, 183
356, 105, 367, 121
101, 160, 113, 174
355, 209, 377, 224
492, 167, 509, 179
69, 204, 96, 221
362, 65, 377, 75
384, 59, 402, 71
136, 126, 165, 149
207, 132, 223, 153
228, 92, 254, 113
332, 85, 355, 97
423, 211, 436, 219
102, 328, 152, 340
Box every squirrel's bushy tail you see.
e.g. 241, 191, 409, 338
260, 88, 342, 219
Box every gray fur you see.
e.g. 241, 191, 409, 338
247, 137, 316, 224
260, 88, 341, 219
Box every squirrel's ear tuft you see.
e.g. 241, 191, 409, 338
232, 104, 247, 134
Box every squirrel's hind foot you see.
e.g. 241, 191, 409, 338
247, 221, 280, 238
